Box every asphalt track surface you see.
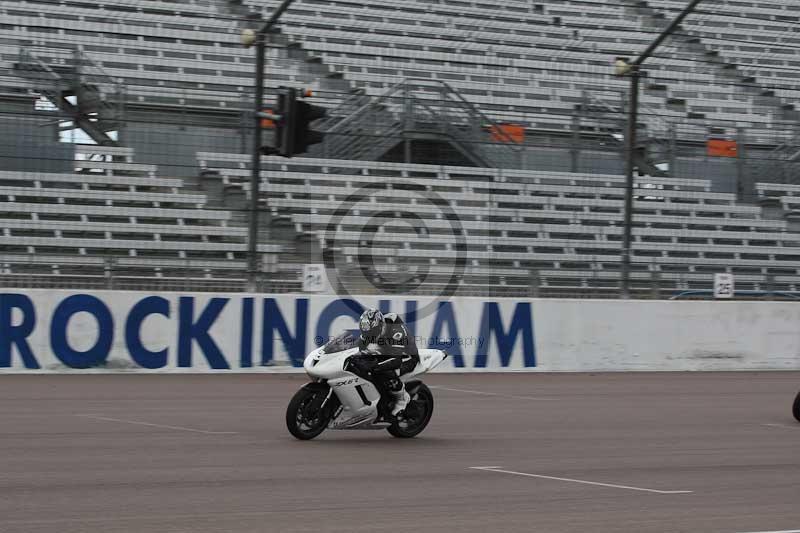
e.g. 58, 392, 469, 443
1, 373, 799, 533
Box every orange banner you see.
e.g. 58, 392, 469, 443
490, 124, 525, 144
707, 139, 738, 158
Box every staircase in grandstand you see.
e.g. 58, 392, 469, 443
315, 78, 524, 169
748, 131, 800, 186
13, 47, 124, 146
578, 89, 674, 178
623, 0, 800, 184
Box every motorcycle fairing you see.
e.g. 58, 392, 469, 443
303, 345, 447, 431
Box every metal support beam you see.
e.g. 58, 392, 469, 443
570, 112, 580, 173
668, 123, 677, 179
620, 69, 641, 299
737, 127, 747, 201
247, 0, 296, 290
248, 34, 267, 289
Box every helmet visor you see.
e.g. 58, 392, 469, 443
359, 316, 372, 333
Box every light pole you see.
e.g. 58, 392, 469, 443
617, 0, 703, 298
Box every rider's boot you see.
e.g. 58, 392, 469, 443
390, 386, 411, 417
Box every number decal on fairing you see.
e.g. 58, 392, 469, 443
355, 385, 370, 405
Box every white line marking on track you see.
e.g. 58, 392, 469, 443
75, 414, 238, 435
734, 530, 800, 533
429, 386, 556, 401
469, 466, 693, 494
762, 423, 799, 430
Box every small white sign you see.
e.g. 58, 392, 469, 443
302, 264, 329, 293
714, 273, 735, 299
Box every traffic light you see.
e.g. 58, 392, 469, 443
273, 88, 296, 156
261, 87, 327, 158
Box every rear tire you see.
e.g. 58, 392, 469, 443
793, 391, 800, 423
387, 382, 434, 438
286, 386, 334, 440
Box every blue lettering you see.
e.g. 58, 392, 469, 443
50, 294, 114, 368
125, 296, 169, 369
429, 301, 464, 367
404, 300, 417, 337
475, 302, 535, 368
262, 298, 308, 367
240, 298, 254, 368
0, 293, 39, 369
178, 297, 230, 369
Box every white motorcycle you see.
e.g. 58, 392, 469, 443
286, 331, 448, 440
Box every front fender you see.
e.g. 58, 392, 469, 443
301, 382, 330, 393
405, 380, 423, 395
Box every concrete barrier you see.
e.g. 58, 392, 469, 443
1, 290, 798, 372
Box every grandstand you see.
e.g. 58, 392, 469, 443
2, 0, 800, 297
0, 144, 286, 291
197, 152, 800, 296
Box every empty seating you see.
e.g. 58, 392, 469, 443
2, 0, 796, 142
261, 0, 795, 139
0, 0, 342, 110
4, 0, 800, 295
198, 152, 800, 294
0, 145, 283, 290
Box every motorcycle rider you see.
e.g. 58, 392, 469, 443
349, 308, 419, 417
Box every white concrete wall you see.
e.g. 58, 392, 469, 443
532, 300, 800, 371
1, 290, 798, 372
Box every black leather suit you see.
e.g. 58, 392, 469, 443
348, 313, 419, 395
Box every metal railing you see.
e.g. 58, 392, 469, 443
319, 78, 523, 168
3, 255, 798, 300
14, 46, 123, 145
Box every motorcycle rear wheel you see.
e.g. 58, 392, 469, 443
387, 383, 434, 438
793, 390, 800, 423
286, 386, 334, 440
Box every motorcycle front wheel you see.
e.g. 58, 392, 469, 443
286, 386, 335, 440
793, 391, 800, 423
388, 382, 434, 438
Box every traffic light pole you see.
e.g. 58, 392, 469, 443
247, 0, 295, 291
248, 35, 267, 289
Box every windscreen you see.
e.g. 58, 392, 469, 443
321, 331, 359, 354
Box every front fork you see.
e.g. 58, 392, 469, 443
302, 381, 334, 419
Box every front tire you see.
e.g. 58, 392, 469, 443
793, 391, 800, 423
286, 385, 335, 440
388, 382, 434, 438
